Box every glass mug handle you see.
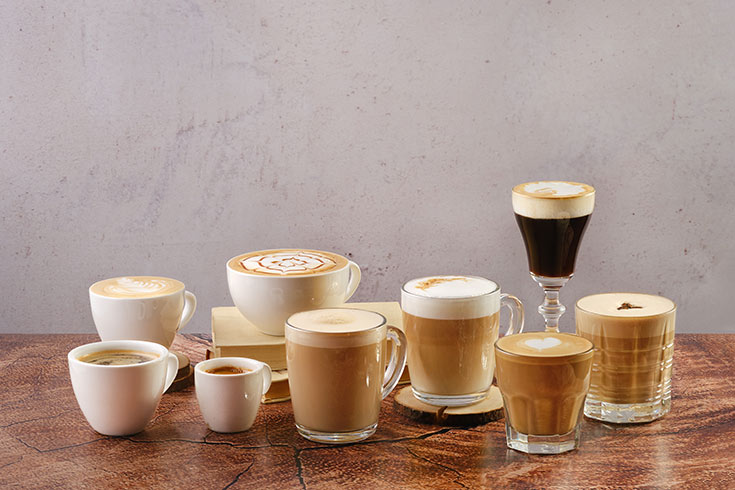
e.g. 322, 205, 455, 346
381, 326, 408, 399
500, 293, 525, 337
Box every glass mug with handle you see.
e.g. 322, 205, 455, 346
285, 308, 407, 444
401, 275, 524, 407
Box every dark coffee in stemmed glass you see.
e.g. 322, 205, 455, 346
512, 181, 595, 332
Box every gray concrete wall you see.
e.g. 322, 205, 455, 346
2, 1, 733, 334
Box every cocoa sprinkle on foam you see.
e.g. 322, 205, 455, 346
415, 277, 468, 291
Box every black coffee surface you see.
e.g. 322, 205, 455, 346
205, 366, 249, 375
78, 349, 158, 366
515, 214, 591, 277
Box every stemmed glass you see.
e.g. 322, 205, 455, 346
512, 181, 595, 332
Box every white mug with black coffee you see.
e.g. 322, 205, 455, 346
227, 249, 361, 336
68, 340, 179, 436
89, 276, 197, 348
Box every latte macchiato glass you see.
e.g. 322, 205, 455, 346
285, 308, 407, 444
495, 332, 593, 454
576, 293, 676, 423
68, 340, 178, 436
401, 276, 524, 407
227, 249, 361, 336
513, 181, 595, 332
89, 276, 197, 348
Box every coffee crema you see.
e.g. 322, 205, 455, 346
228, 249, 348, 276
78, 349, 159, 366
90, 276, 184, 298
204, 366, 250, 375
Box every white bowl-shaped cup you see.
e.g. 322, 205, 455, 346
226, 250, 361, 336
89, 276, 197, 348
195, 357, 272, 433
68, 340, 179, 436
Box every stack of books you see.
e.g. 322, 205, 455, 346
207, 302, 410, 403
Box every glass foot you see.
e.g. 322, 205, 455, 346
584, 397, 671, 424
295, 422, 377, 444
411, 387, 489, 407
505, 420, 581, 454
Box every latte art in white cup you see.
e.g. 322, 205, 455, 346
239, 251, 341, 276
227, 249, 361, 336
89, 276, 197, 348
90, 276, 184, 298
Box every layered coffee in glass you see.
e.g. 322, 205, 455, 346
512, 181, 595, 332
495, 332, 593, 454
576, 293, 676, 423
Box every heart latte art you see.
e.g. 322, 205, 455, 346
90, 276, 184, 298
524, 337, 562, 351
230, 249, 348, 276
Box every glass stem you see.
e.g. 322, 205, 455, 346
531, 274, 571, 333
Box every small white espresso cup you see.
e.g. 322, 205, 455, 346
68, 340, 178, 436
227, 249, 361, 336
195, 357, 272, 433
89, 276, 197, 348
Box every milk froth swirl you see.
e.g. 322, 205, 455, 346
91, 276, 184, 298
240, 251, 338, 276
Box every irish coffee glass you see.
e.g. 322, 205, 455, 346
512, 181, 595, 332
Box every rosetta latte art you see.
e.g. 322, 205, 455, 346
102, 277, 176, 296
240, 251, 337, 275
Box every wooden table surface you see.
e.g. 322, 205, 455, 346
1, 334, 733, 489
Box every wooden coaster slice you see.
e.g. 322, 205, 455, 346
165, 351, 194, 393
393, 385, 504, 427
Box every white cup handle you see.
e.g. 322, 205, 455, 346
259, 362, 272, 395
163, 352, 179, 392
177, 291, 197, 332
344, 261, 361, 301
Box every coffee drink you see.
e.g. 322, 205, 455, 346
89, 276, 197, 348
68, 340, 179, 436
227, 249, 361, 336
495, 332, 593, 454
228, 249, 348, 276
401, 276, 524, 406
78, 349, 159, 366
576, 292, 676, 423
285, 308, 406, 443
512, 181, 595, 278
205, 366, 251, 375
195, 357, 271, 433
89, 276, 184, 298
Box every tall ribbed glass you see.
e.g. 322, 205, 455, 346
575, 293, 676, 423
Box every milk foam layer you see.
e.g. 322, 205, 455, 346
512, 181, 595, 219
90, 276, 184, 298
286, 308, 386, 348
232, 249, 345, 276
496, 332, 593, 359
401, 276, 500, 320
576, 293, 675, 318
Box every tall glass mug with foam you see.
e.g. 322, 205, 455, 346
285, 308, 407, 443
89, 276, 197, 348
401, 276, 524, 407
227, 249, 361, 336
576, 293, 676, 423
512, 181, 595, 332
495, 332, 593, 454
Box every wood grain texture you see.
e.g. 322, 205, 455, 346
0, 334, 733, 489
393, 386, 504, 427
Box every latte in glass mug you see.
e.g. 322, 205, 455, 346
89, 276, 197, 348
227, 249, 361, 336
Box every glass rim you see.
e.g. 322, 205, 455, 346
285, 307, 387, 336
575, 293, 677, 318
494, 332, 594, 360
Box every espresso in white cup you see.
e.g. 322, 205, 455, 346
89, 276, 197, 348
195, 357, 272, 433
227, 249, 361, 336
68, 340, 178, 436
